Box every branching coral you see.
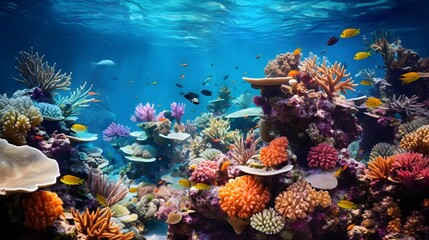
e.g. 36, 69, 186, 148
396, 117, 429, 143
365, 156, 395, 180
218, 175, 270, 219
130, 102, 164, 122
170, 102, 186, 123
103, 122, 131, 147
0, 95, 42, 145
71, 207, 134, 239
387, 94, 425, 118
400, 125, 429, 154
13, 48, 72, 94
259, 136, 289, 167
54, 81, 94, 118
250, 208, 285, 235
21, 190, 64, 230
189, 135, 206, 159
274, 181, 331, 222
87, 168, 129, 207
231, 134, 260, 165
202, 116, 239, 144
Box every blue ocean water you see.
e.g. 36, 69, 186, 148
1, 1, 429, 239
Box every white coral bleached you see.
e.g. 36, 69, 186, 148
250, 208, 285, 235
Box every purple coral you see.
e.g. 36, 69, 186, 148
130, 102, 164, 122
170, 102, 186, 123
102, 122, 131, 145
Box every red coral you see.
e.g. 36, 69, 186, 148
390, 153, 429, 187
189, 160, 219, 184
307, 143, 338, 169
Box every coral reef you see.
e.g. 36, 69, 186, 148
400, 125, 429, 154
202, 116, 239, 145
103, 122, 131, 147
264, 51, 301, 77
54, 81, 95, 118
170, 102, 186, 124
250, 208, 285, 235
307, 143, 338, 169
87, 168, 129, 207
259, 136, 289, 167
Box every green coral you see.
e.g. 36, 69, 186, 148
0, 95, 42, 145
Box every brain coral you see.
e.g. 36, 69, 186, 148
307, 143, 338, 169
274, 181, 331, 222
260, 136, 289, 167
218, 175, 270, 219
21, 190, 64, 230
400, 125, 429, 154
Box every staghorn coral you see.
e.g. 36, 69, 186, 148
307, 143, 338, 169
387, 94, 425, 118
87, 168, 129, 207
218, 175, 270, 219
400, 125, 429, 154
365, 156, 395, 180
21, 190, 64, 230
13, 48, 72, 94
259, 136, 289, 167
250, 207, 285, 235
264, 52, 301, 78
189, 135, 207, 159
71, 207, 134, 239
202, 116, 239, 144
274, 181, 331, 222
231, 134, 260, 165
0, 95, 42, 145
54, 81, 95, 118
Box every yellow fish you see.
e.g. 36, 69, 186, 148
129, 187, 138, 193
60, 175, 84, 185
337, 200, 357, 209
193, 183, 210, 191
178, 179, 191, 188
95, 194, 107, 207
400, 72, 421, 84
293, 47, 302, 56
334, 163, 348, 177
360, 80, 373, 86
70, 123, 87, 132
365, 97, 382, 108
354, 51, 371, 60
340, 28, 360, 38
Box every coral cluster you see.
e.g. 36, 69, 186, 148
170, 102, 186, 123
103, 122, 131, 147
130, 102, 164, 122
250, 208, 285, 235
264, 52, 301, 77
202, 115, 239, 144
307, 143, 338, 169
259, 136, 289, 167
400, 125, 429, 154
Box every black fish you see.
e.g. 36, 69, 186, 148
201, 90, 212, 96
327, 36, 339, 46
175, 83, 183, 88
184, 92, 199, 100
255, 54, 261, 59
223, 75, 229, 80
235, 66, 238, 69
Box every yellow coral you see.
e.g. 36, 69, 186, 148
400, 125, 429, 154
202, 116, 239, 144
274, 181, 332, 222
365, 156, 395, 180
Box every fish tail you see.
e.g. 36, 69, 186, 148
356, 28, 360, 34
79, 179, 85, 185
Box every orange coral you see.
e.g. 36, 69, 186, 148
21, 190, 64, 230
260, 136, 289, 167
274, 181, 332, 222
400, 125, 429, 154
218, 175, 270, 219
71, 207, 134, 239
365, 156, 396, 180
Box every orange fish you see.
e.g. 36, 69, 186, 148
347, 224, 355, 231
34, 135, 44, 140
181, 63, 188, 67
158, 117, 167, 122
88, 91, 99, 96
212, 139, 221, 143
334, 164, 348, 177
220, 161, 230, 171
287, 70, 300, 78
92, 99, 102, 103
293, 47, 302, 55
228, 145, 235, 150
180, 74, 185, 79
153, 188, 160, 193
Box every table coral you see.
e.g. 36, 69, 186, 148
274, 181, 331, 222
21, 190, 64, 230
307, 143, 338, 169
218, 175, 270, 219
260, 136, 289, 167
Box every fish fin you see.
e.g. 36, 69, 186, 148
356, 28, 360, 34
79, 179, 85, 185
367, 51, 371, 56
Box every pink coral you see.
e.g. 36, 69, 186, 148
307, 143, 338, 169
390, 153, 429, 187
170, 102, 186, 124
260, 136, 289, 167
189, 160, 219, 184
130, 102, 164, 122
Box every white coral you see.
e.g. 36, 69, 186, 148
250, 208, 285, 235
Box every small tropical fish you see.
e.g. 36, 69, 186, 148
340, 28, 360, 38
178, 179, 191, 188
153, 188, 160, 193
228, 145, 235, 150
220, 161, 230, 171
91, 59, 115, 68
129, 187, 138, 193
235, 66, 238, 69
334, 164, 348, 177
255, 54, 261, 59
95, 194, 107, 207
287, 70, 300, 78
293, 47, 302, 55
151, 81, 158, 85
347, 224, 355, 231
243, 72, 248, 75
360, 80, 373, 86
223, 75, 229, 80
193, 183, 210, 190
60, 175, 84, 185
365, 97, 382, 108
189, 164, 197, 170
354, 51, 371, 60
184, 92, 199, 105
201, 90, 212, 96
92, 99, 102, 103
180, 74, 185, 79
157, 179, 166, 187
327, 36, 339, 46
337, 200, 357, 209
88, 91, 99, 96
400, 72, 421, 84
128, 80, 134, 85
212, 138, 221, 143
320, 49, 328, 55
70, 124, 88, 132
158, 117, 167, 122
34, 135, 44, 140
181, 63, 188, 67
175, 83, 183, 88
